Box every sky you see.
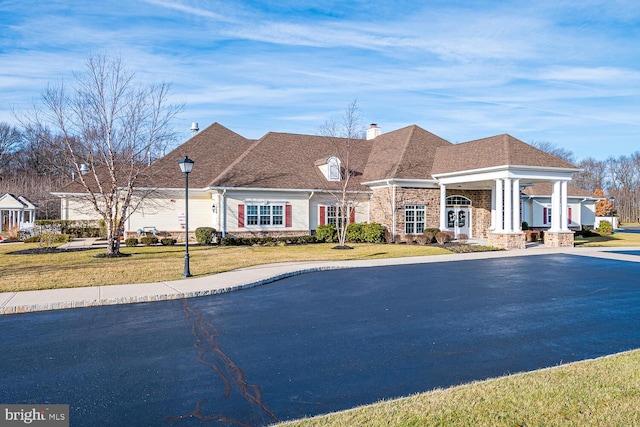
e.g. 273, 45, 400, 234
1, 0, 639, 161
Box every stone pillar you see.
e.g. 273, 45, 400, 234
495, 179, 503, 232
439, 184, 447, 230
504, 178, 512, 233
512, 178, 520, 232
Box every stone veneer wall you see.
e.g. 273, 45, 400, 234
488, 233, 526, 250
544, 231, 574, 248
369, 187, 492, 239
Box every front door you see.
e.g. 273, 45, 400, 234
447, 207, 470, 238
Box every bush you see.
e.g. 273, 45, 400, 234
161, 238, 176, 246
422, 231, 436, 244
524, 230, 540, 242
125, 237, 139, 247
597, 220, 614, 235
362, 223, 386, 243
521, 221, 529, 231
415, 234, 428, 245
315, 224, 337, 242
195, 227, 217, 245
346, 223, 364, 242
457, 233, 469, 244
23, 233, 70, 247
435, 231, 454, 245
140, 236, 158, 246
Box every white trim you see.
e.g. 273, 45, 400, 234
432, 164, 581, 179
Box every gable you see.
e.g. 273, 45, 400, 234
0, 193, 25, 209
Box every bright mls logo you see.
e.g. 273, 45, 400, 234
0, 405, 68, 426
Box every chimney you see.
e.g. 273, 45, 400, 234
366, 123, 382, 140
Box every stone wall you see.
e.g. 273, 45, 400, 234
488, 233, 526, 250
544, 231, 574, 248
369, 186, 492, 239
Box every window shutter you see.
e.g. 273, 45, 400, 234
543, 207, 547, 225
319, 206, 326, 226
238, 204, 245, 228
286, 204, 292, 227
568, 207, 572, 225
349, 206, 355, 224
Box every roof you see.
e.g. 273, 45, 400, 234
0, 193, 37, 209
523, 182, 599, 198
362, 125, 452, 181
54, 123, 581, 194
431, 134, 576, 175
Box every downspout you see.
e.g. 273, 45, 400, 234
308, 191, 315, 235
220, 189, 227, 238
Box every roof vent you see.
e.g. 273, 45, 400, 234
190, 122, 199, 134
366, 123, 382, 140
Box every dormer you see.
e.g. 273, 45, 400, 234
315, 156, 342, 181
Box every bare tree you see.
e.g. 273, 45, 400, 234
21, 53, 182, 256
317, 100, 368, 247
530, 140, 576, 165
0, 122, 22, 172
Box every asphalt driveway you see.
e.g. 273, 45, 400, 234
1, 253, 640, 426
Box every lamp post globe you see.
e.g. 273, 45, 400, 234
179, 156, 194, 277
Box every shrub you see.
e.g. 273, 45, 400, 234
521, 221, 529, 231
435, 231, 454, 245
315, 224, 337, 242
424, 228, 440, 235
346, 223, 364, 242
195, 227, 217, 245
140, 236, 158, 246
23, 233, 71, 246
597, 220, 613, 235
524, 230, 540, 242
161, 238, 176, 246
362, 222, 386, 243
422, 230, 436, 244
125, 237, 139, 247
457, 233, 469, 244
415, 234, 428, 245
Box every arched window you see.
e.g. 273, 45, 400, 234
327, 157, 341, 181
446, 195, 472, 206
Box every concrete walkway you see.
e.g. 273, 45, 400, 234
2, 245, 640, 315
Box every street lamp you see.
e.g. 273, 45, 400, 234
608, 196, 615, 232
179, 156, 194, 277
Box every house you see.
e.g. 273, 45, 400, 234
54, 123, 590, 249
0, 193, 37, 234
521, 182, 599, 231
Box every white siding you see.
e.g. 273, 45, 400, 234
127, 195, 213, 233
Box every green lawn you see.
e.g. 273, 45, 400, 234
0, 242, 451, 292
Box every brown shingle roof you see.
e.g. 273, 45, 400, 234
362, 125, 452, 181
523, 182, 599, 198
432, 134, 576, 175
141, 123, 256, 188
211, 131, 373, 190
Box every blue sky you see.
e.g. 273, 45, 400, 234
1, 0, 639, 160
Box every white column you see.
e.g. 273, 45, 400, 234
495, 179, 503, 232
561, 180, 569, 232
512, 179, 520, 232
550, 180, 561, 231
504, 178, 513, 233
439, 185, 447, 230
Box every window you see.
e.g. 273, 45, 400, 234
246, 204, 284, 226
543, 206, 552, 225
327, 157, 341, 181
446, 196, 471, 206
405, 205, 426, 234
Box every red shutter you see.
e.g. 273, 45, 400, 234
568, 207, 572, 225
285, 204, 292, 227
349, 206, 355, 224
238, 204, 245, 228
319, 206, 326, 226
543, 207, 547, 225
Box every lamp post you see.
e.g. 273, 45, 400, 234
179, 156, 194, 277
608, 196, 615, 232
